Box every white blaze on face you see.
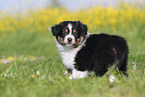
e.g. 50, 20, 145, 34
64, 23, 75, 45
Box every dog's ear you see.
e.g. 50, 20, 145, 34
76, 21, 88, 34
51, 24, 60, 36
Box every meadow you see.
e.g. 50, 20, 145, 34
0, 2, 145, 97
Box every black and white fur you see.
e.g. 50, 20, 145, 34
51, 21, 128, 79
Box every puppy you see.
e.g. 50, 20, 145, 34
51, 21, 128, 79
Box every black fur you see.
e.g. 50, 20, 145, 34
51, 21, 88, 47
74, 34, 128, 76
51, 21, 129, 77
51, 21, 87, 37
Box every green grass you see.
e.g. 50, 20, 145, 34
0, 27, 145, 97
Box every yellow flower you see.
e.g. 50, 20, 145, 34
31, 75, 35, 78
31, 57, 35, 61
0, 59, 2, 63
28, 54, 35, 61
0, 2, 144, 34
7, 57, 14, 61
28, 54, 31, 58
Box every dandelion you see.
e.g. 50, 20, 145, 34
30, 57, 35, 61
28, 54, 31, 58
7, 57, 14, 61
31, 75, 35, 78
28, 54, 36, 61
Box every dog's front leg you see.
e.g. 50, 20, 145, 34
69, 69, 89, 79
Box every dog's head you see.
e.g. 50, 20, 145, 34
51, 21, 88, 47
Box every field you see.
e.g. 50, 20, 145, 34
0, 2, 145, 97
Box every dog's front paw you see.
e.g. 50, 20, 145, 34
69, 75, 73, 79
64, 71, 69, 75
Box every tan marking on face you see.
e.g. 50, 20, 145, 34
65, 29, 68, 33
58, 36, 64, 44
75, 36, 84, 47
73, 29, 76, 33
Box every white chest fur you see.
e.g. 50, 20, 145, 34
56, 43, 82, 69
56, 33, 90, 70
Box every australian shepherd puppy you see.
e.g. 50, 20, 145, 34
51, 21, 128, 79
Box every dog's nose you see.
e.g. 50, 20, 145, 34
68, 38, 72, 42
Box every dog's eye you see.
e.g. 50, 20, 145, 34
63, 29, 69, 34
73, 29, 78, 36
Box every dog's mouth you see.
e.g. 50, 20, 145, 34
67, 36, 84, 48
57, 36, 84, 47
67, 42, 76, 46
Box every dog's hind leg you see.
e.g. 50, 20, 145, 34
119, 54, 128, 77
69, 69, 89, 79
